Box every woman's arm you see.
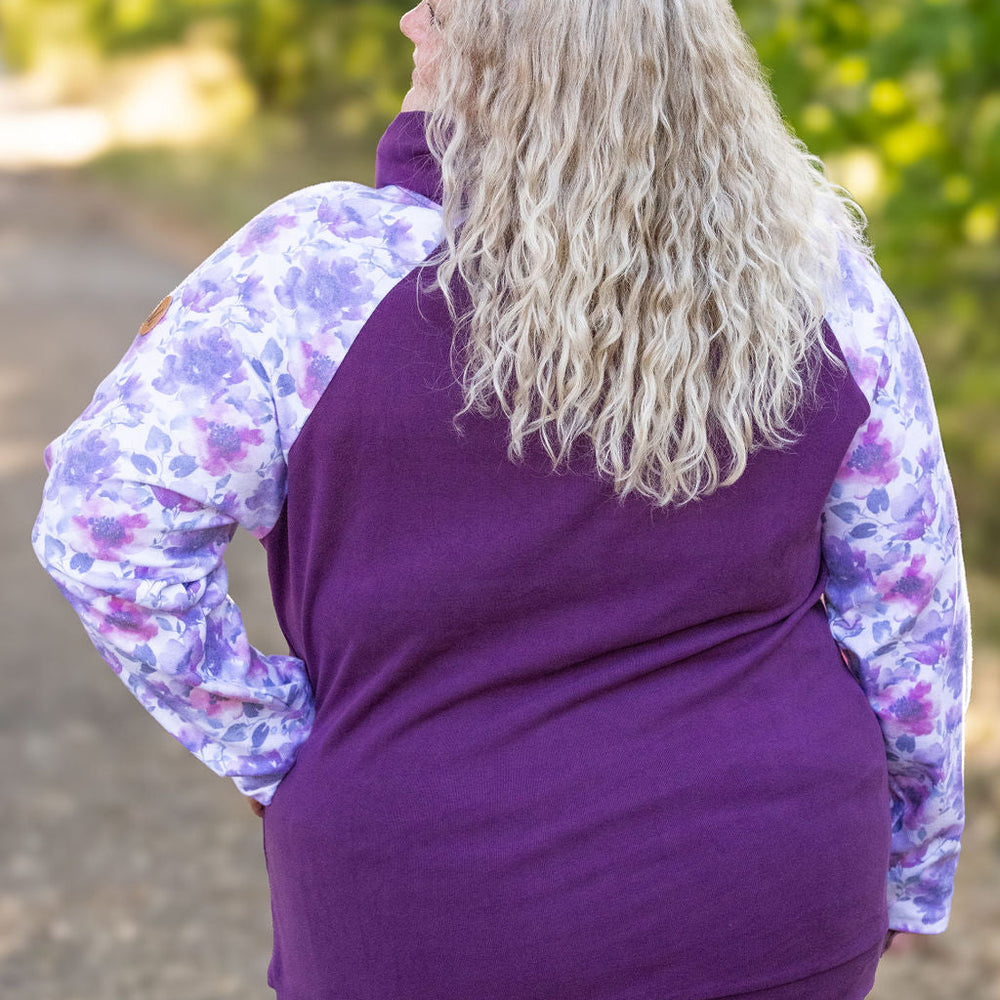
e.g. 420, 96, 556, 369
31, 287, 313, 807
32, 173, 447, 808
820, 247, 972, 935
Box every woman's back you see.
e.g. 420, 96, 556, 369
32, 2, 970, 996
257, 113, 890, 999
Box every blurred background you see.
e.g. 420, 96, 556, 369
0, 1, 996, 997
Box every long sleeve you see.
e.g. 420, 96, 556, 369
32, 166, 447, 807
820, 245, 972, 934
31, 282, 313, 806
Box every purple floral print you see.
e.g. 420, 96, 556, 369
32, 178, 447, 803
236, 212, 298, 256
821, 243, 971, 935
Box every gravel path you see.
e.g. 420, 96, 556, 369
1, 166, 996, 999
0, 170, 276, 1000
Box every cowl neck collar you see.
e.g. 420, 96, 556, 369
374, 110, 444, 205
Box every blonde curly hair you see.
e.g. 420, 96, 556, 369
418, 0, 875, 507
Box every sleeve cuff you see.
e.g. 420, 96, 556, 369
233, 772, 283, 807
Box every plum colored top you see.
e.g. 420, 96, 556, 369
33, 110, 971, 995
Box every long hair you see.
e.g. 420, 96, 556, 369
419, 0, 876, 507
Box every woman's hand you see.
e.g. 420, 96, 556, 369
249, 799, 266, 819
882, 929, 923, 955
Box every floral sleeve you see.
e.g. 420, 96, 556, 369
821, 245, 972, 935
30, 284, 312, 806
32, 181, 447, 807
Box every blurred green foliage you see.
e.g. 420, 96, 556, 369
0, 0, 415, 123
736, 0, 1000, 567
1, 0, 997, 566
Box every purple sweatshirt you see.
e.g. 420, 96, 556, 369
33, 110, 970, 982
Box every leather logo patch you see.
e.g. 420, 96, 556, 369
138, 295, 173, 336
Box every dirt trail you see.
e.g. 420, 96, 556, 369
0, 167, 996, 999
0, 169, 277, 1000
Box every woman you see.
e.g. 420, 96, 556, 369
33, 1, 970, 997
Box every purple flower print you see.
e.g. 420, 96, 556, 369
191, 417, 266, 476
32, 147, 447, 814
839, 246, 875, 313
889, 480, 938, 542
72, 510, 148, 561
907, 610, 949, 667
820, 533, 869, 608
174, 722, 209, 755
889, 756, 945, 831
88, 373, 152, 426
841, 351, 880, 402
98, 596, 159, 642
821, 240, 970, 935
51, 430, 120, 493
884, 680, 936, 737
236, 212, 298, 256
181, 274, 242, 314
912, 877, 955, 928
317, 194, 423, 254
274, 255, 374, 324
844, 420, 900, 485
145, 632, 207, 687
945, 610, 970, 700
380, 215, 422, 253
164, 523, 233, 559
288, 341, 338, 409
176, 266, 277, 328
189, 685, 231, 719
78, 388, 113, 424
895, 335, 934, 430
150, 485, 204, 512
878, 554, 935, 614
152, 328, 247, 395
246, 476, 284, 517
233, 272, 278, 326
316, 195, 381, 239
116, 373, 150, 407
